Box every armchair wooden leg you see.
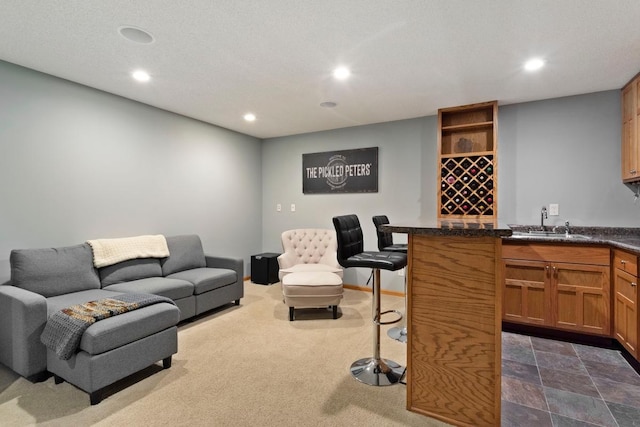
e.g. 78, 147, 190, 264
289, 307, 295, 321
332, 305, 338, 319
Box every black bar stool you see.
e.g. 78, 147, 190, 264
333, 214, 407, 386
372, 215, 408, 343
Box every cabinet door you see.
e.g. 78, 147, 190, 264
622, 82, 637, 181
614, 268, 638, 357
503, 259, 550, 325
552, 262, 611, 335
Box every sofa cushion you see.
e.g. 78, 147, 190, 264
103, 277, 194, 301
10, 244, 100, 297
167, 267, 237, 295
79, 302, 179, 355
161, 235, 206, 276
99, 258, 162, 287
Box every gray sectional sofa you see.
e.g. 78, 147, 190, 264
0, 234, 244, 404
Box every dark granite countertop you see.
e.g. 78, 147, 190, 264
384, 222, 640, 254
383, 219, 513, 238
503, 225, 640, 255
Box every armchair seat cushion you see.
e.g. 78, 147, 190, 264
279, 263, 343, 277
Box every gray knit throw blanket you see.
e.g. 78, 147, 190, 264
41, 293, 175, 360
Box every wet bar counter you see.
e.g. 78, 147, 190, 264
383, 220, 512, 427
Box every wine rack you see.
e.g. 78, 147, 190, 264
438, 101, 498, 219
440, 155, 494, 216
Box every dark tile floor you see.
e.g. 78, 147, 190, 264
502, 332, 640, 426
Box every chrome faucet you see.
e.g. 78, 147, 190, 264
540, 206, 548, 230
564, 221, 571, 236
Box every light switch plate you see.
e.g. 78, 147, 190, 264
276, 203, 282, 212
549, 203, 559, 216
290, 203, 296, 212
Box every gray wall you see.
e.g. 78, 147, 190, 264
0, 61, 263, 274
1, 57, 634, 290
262, 90, 638, 291
262, 117, 436, 291
499, 91, 633, 227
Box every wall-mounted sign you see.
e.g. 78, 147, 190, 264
303, 147, 378, 194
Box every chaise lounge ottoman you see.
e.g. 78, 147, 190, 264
44, 289, 180, 404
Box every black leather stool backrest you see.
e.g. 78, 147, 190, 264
372, 215, 393, 251
332, 214, 364, 267
333, 214, 407, 271
372, 215, 408, 253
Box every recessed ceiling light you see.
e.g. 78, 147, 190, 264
524, 58, 545, 72
118, 26, 154, 44
132, 70, 150, 82
243, 113, 256, 122
332, 67, 351, 80
320, 101, 337, 108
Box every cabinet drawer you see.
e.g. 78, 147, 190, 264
502, 242, 610, 266
614, 249, 638, 276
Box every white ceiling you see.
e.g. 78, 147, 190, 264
1, 1, 640, 139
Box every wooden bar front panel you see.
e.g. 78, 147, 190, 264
407, 234, 501, 427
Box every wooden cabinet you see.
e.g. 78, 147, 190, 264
503, 243, 611, 336
438, 101, 497, 218
622, 74, 640, 182
503, 259, 548, 325
613, 249, 638, 356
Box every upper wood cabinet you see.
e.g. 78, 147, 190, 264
438, 101, 497, 218
622, 75, 640, 182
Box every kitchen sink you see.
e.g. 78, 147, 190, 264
510, 231, 592, 240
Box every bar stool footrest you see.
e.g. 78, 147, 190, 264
387, 326, 408, 343
375, 309, 403, 326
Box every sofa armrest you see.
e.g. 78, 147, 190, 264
205, 255, 244, 280
0, 285, 48, 379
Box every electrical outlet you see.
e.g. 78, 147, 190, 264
276, 203, 281, 212
549, 203, 559, 216
290, 203, 296, 212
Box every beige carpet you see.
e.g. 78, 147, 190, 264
0, 281, 448, 426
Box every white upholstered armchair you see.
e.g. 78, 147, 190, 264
278, 229, 344, 321
277, 229, 343, 280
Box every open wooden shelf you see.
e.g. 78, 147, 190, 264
438, 101, 498, 219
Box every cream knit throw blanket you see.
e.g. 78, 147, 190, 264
87, 235, 170, 268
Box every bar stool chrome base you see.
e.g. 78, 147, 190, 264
350, 357, 405, 386
387, 326, 408, 343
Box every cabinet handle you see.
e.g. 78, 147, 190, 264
632, 170, 637, 174
621, 260, 627, 265
632, 282, 637, 287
